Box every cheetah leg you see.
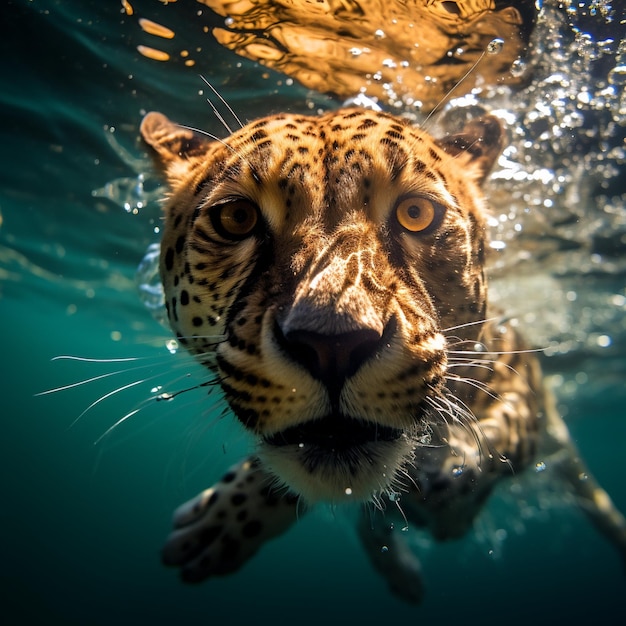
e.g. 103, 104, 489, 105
542, 387, 626, 568
162, 457, 301, 582
357, 511, 424, 604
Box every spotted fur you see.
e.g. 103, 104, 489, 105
141, 108, 626, 602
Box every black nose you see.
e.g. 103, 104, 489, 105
276, 325, 383, 402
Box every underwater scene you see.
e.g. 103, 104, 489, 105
2, 0, 625, 624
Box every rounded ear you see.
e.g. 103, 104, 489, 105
435, 116, 505, 184
140, 112, 211, 166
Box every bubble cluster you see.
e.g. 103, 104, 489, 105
447, 0, 626, 364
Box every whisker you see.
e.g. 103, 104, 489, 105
36, 345, 209, 397
51, 355, 143, 363
426, 392, 489, 465
370, 491, 385, 513
447, 347, 546, 356
69, 377, 150, 429
447, 353, 503, 365
445, 373, 501, 404
441, 316, 500, 334
422, 47, 489, 129
199, 75, 245, 131
179, 124, 262, 184
449, 354, 531, 384
94, 408, 142, 445
92, 370, 220, 444
394, 464, 420, 494
446, 360, 495, 374
35, 364, 157, 396
202, 88, 235, 134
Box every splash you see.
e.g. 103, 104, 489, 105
474, 1, 626, 360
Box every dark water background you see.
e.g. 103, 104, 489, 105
2, 0, 625, 624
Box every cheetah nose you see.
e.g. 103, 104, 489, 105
277, 325, 383, 400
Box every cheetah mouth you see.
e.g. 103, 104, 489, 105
261, 414, 412, 500
263, 415, 403, 451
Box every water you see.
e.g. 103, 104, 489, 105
1, 0, 625, 624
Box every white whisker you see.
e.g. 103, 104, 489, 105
203, 91, 235, 134
422, 49, 488, 128
36, 365, 153, 396
180, 124, 261, 184
36, 346, 206, 397
445, 373, 501, 404
442, 316, 500, 334
69, 378, 149, 429
199, 74, 245, 130
94, 409, 142, 445
447, 347, 545, 356
51, 355, 142, 363
447, 360, 495, 374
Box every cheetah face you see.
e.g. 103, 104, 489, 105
141, 108, 503, 502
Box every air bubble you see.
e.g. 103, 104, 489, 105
535, 461, 546, 472
608, 65, 626, 86
344, 487, 353, 495
510, 58, 527, 77
487, 38, 504, 55
451, 466, 463, 477
381, 545, 389, 553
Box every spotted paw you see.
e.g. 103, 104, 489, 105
162, 457, 300, 582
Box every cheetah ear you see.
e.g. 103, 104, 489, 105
140, 112, 212, 181
436, 116, 505, 184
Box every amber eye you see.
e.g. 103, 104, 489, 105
394, 196, 440, 233
211, 200, 260, 240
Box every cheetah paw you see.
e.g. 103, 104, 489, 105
162, 457, 300, 582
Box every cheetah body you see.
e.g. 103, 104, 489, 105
141, 108, 626, 602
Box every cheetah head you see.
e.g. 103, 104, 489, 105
141, 108, 503, 503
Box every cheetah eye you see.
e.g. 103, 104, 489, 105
393, 195, 442, 234
211, 199, 260, 240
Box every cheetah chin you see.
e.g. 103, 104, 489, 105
260, 413, 413, 501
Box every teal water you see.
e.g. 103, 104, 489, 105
2, 1, 625, 624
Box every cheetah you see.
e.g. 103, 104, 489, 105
140, 107, 626, 602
